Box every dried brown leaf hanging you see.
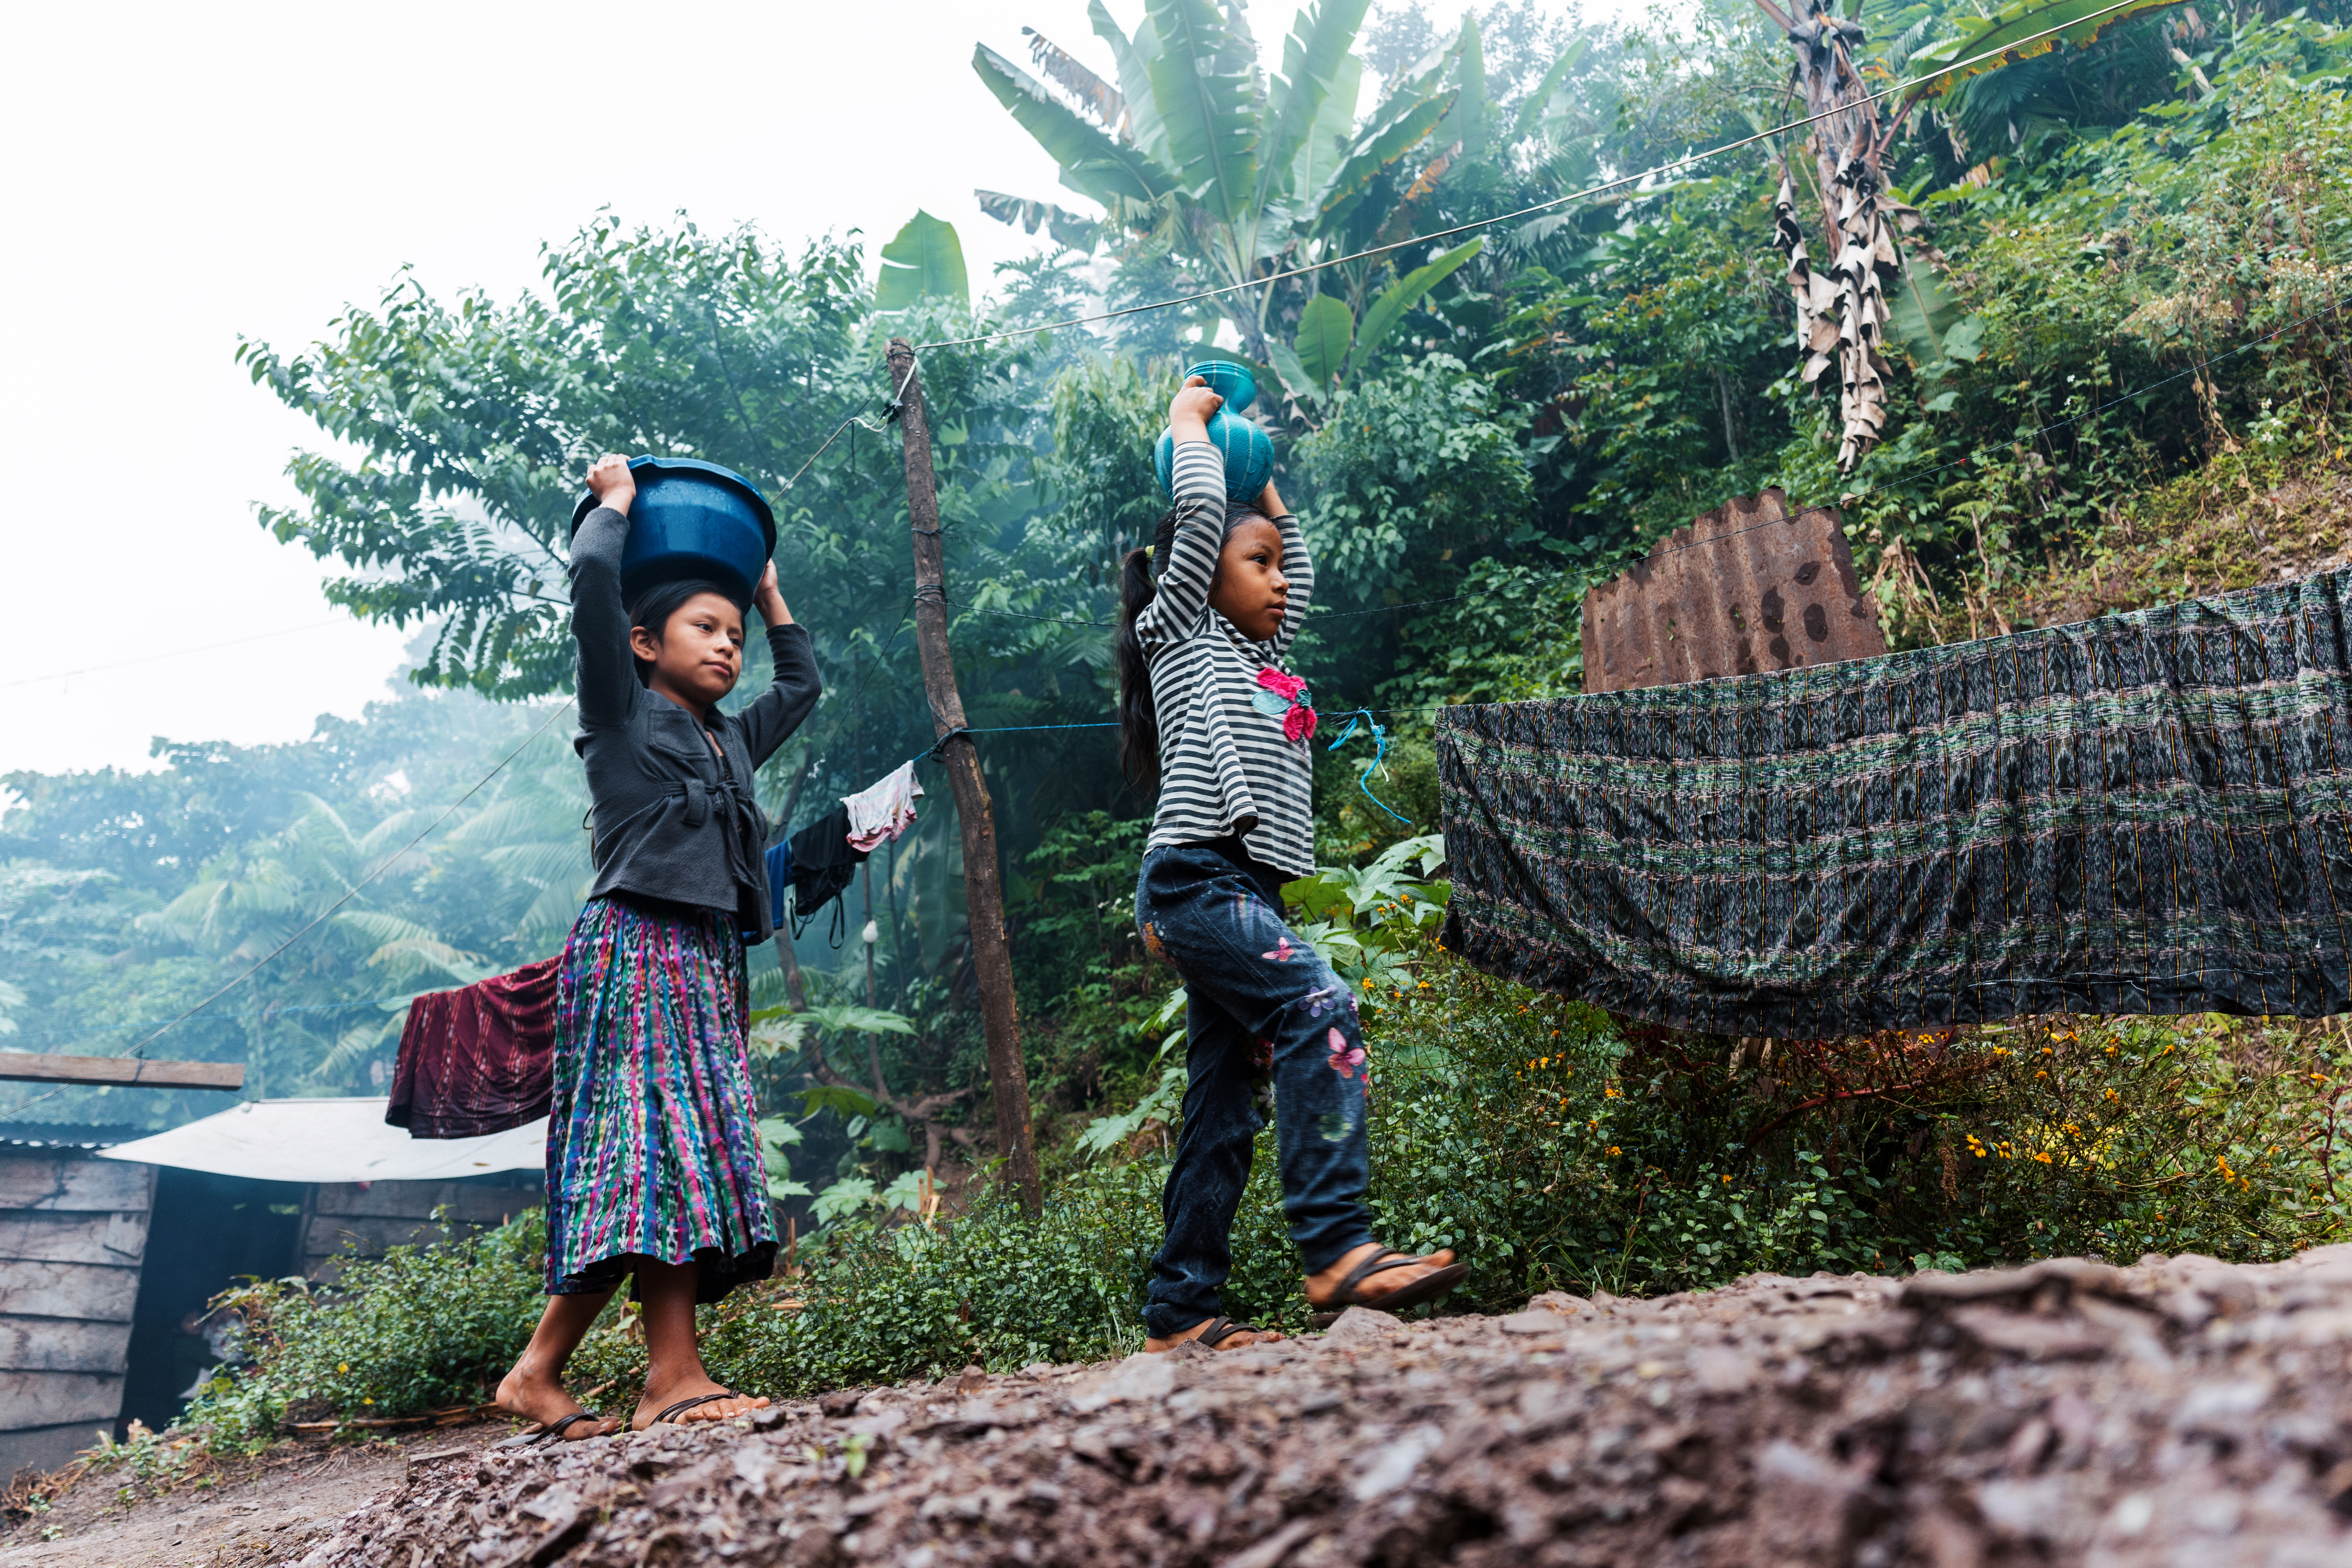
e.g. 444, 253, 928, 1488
1762, 0, 1908, 471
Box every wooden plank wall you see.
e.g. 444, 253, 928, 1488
0, 1152, 154, 1478
300, 1177, 542, 1281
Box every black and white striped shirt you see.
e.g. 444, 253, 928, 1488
1137, 442, 1317, 875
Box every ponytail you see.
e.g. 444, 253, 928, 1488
1117, 508, 1182, 792
1116, 499, 1269, 794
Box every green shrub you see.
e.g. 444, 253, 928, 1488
172, 916, 2352, 1440
569, 1157, 1170, 1398
183, 1209, 549, 1449
1323, 947, 2352, 1298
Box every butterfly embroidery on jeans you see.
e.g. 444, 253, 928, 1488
1326, 1028, 1366, 1079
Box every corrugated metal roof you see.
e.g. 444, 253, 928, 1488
97, 1098, 544, 1182
0, 1123, 143, 1152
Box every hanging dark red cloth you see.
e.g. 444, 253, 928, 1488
386, 956, 560, 1138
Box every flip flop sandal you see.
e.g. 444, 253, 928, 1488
493, 1410, 608, 1450
1198, 1316, 1276, 1348
1307, 1250, 1468, 1329
642, 1390, 753, 1429
1148, 1316, 1274, 1353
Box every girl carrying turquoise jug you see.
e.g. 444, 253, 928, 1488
1117, 377, 1465, 1351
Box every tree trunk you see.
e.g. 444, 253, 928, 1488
883, 339, 1044, 1215
1758, 0, 1903, 471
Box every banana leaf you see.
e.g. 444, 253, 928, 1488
1312, 54, 1459, 237
1269, 340, 1320, 408
1145, 0, 1261, 225
1434, 15, 1487, 162
1505, 37, 1590, 146
973, 43, 1174, 208
1354, 236, 1482, 368
1022, 24, 1125, 130
1902, 0, 2187, 104
975, 190, 1102, 252
1091, 0, 1170, 169
875, 211, 969, 311
1885, 257, 1961, 361
1286, 53, 1363, 225
1294, 294, 1355, 388
1254, 0, 1373, 217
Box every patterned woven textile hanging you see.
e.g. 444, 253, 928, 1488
1436, 568, 2352, 1034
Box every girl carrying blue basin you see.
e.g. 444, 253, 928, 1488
496, 452, 817, 1439
1119, 375, 1466, 1352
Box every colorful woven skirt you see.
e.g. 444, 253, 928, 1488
544, 894, 776, 1302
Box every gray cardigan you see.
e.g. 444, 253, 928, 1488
570, 505, 821, 939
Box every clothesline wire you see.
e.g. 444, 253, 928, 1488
911, 0, 2151, 356
11, 996, 417, 1045
0, 620, 346, 691
932, 288, 2352, 634
775, 354, 926, 496
946, 591, 1481, 631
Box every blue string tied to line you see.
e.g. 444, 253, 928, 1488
1324, 708, 1412, 825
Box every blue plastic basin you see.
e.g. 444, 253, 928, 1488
1153, 362, 1274, 503
569, 456, 777, 606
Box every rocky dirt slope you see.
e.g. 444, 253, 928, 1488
291, 1248, 2352, 1568
0, 1421, 507, 1568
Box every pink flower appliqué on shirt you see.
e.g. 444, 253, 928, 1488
1254, 667, 1318, 743
1257, 669, 1307, 701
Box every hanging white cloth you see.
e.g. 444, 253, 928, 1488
842, 760, 923, 852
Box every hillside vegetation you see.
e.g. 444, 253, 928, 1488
7, 0, 2352, 1456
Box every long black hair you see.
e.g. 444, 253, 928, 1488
625, 577, 749, 686
1115, 499, 1268, 793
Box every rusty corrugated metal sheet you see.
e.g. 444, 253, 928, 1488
1581, 489, 1885, 695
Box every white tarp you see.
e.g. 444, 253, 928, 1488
97, 1097, 544, 1183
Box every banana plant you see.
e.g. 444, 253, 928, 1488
1275, 236, 1483, 403
1900, 0, 2190, 105
972, 0, 1476, 364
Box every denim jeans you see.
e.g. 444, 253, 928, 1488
1134, 838, 1375, 1338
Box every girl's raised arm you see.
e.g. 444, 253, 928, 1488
569, 453, 640, 730
1262, 477, 1312, 655
737, 561, 822, 766
1135, 379, 1229, 642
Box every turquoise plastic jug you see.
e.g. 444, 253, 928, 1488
1153, 362, 1275, 503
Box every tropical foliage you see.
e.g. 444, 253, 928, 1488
13, 0, 2352, 1444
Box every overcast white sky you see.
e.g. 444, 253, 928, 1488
0, 0, 1570, 779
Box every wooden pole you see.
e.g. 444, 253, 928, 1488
884, 338, 1044, 1214
0, 1053, 245, 1091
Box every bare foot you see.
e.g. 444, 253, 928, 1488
1144, 1318, 1283, 1354
494, 1363, 618, 1439
1303, 1243, 1460, 1310
632, 1375, 769, 1430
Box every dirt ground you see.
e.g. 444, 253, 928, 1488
13, 1245, 2352, 1566
0, 1421, 506, 1568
